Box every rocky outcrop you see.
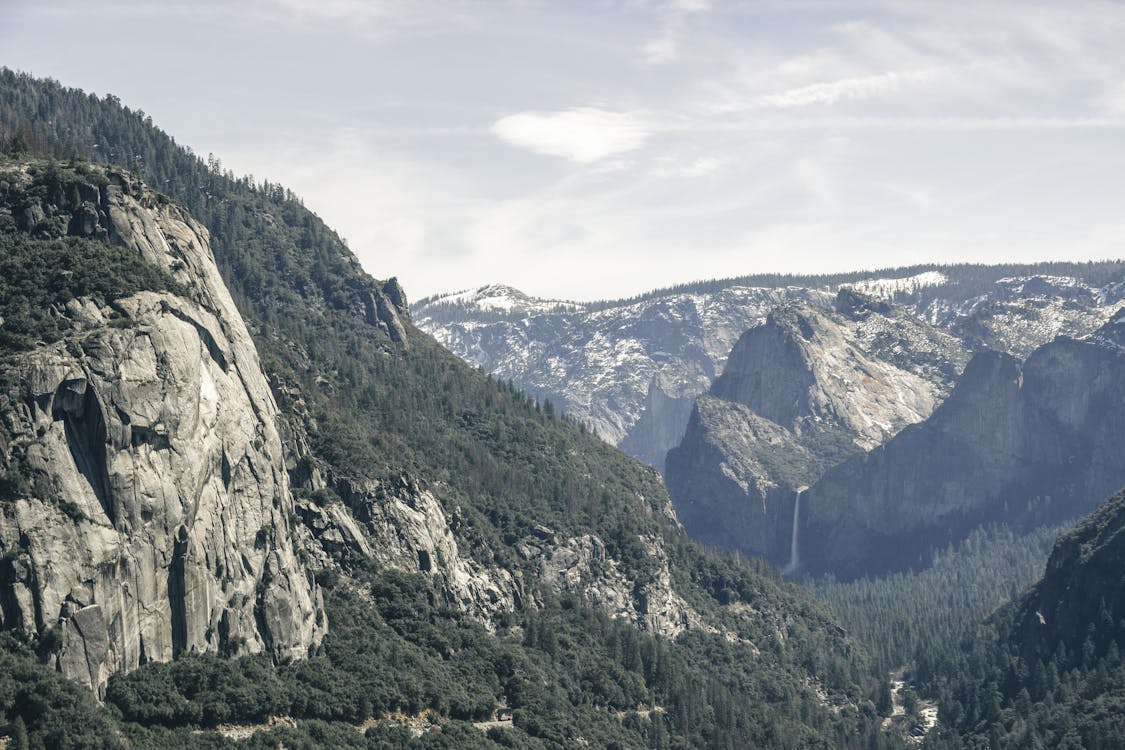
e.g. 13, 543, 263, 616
711, 298, 963, 449
521, 531, 703, 639
800, 309, 1125, 578
323, 476, 518, 624
0, 164, 324, 694
290, 460, 704, 638
364, 279, 410, 347
666, 294, 968, 565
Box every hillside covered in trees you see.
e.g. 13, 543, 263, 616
923, 488, 1125, 749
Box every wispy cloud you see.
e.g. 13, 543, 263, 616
755, 67, 950, 108
491, 108, 653, 164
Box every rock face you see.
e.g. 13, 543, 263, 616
300, 475, 519, 625
286, 438, 706, 640
523, 531, 703, 639
414, 268, 1125, 471
0, 165, 324, 694
800, 309, 1125, 579
364, 279, 411, 347
665, 293, 969, 564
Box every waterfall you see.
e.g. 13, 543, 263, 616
782, 488, 804, 576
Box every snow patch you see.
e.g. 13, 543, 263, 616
425, 284, 583, 315
844, 271, 948, 299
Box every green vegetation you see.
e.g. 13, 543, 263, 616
812, 524, 1063, 685
103, 564, 899, 749
0, 633, 122, 749
0, 232, 184, 352
923, 491, 1125, 749
0, 161, 185, 353
0, 563, 902, 749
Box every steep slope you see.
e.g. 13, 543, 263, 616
800, 310, 1125, 579
415, 267, 1125, 470
0, 160, 324, 695
665, 291, 969, 564
0, 70, 902, 748
925, 488, 1125, 749
1010, 488, 1125, 664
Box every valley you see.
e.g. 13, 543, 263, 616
0, 64, 1123, 750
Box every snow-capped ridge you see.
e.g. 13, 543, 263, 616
841, 271, 948, 299
421, 284, 584, 316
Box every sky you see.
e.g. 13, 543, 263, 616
3, 0, 1125, 301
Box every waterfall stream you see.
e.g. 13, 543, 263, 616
782, 488, 803, 576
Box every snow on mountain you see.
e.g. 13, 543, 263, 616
416, 284, 831, 464
413, 264, 1125, 471
842, 270, 948, 299
419, 284, 584, 316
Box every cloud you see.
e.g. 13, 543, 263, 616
756, 67, 950, 108
266, 0, 399, 18
708, 115, 1125, 132
490, 108, 653, 164
642, 34, 679, 65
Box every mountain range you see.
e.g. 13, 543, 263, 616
418, 265, 1125, 570
415, 266, 1124, 473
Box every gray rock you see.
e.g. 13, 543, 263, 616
17, 202, 44, 231
364, 289, 409, 346
0, 165, 325, 694
67, 202, 101, 237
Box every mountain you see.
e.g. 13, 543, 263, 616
0, 159, 324, 695
0, 70, 901, 748
664, 290, 970, 564
799, 309, 1125, 579
925, 487, 1125, 749
414, 266, 1125, 472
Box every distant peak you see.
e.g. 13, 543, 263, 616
418, 284, 585, 316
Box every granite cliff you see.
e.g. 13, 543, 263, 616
0, 162, 324, 694
800, 309, 1125, 578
